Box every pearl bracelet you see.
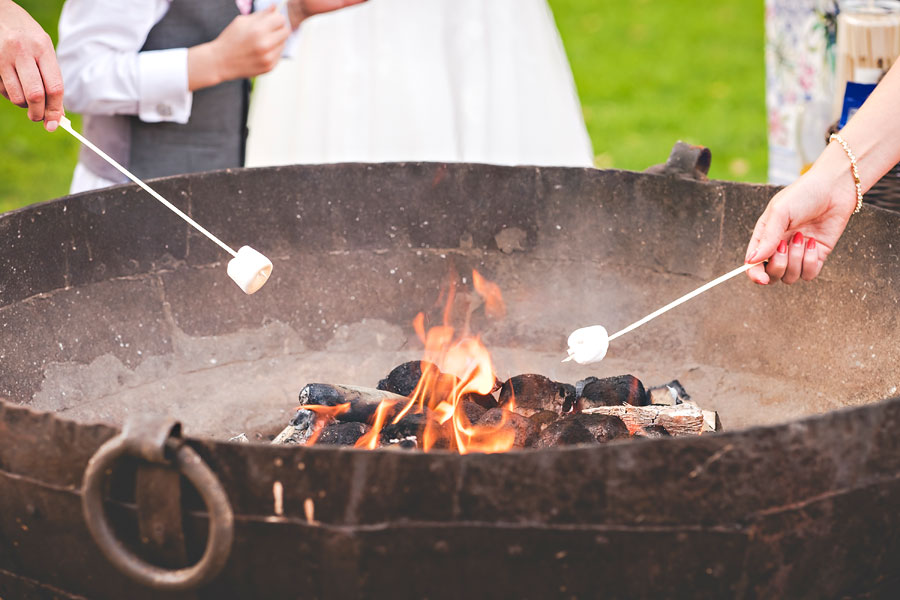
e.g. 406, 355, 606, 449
829, 133, 864, 214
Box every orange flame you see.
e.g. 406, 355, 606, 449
297, 403, 351, 444
310, 270, 516, 453
354, 399, 398, 450
472, 269, 507, 320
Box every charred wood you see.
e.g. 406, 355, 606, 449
477, 408, 539, 448
534, 417, 595, 448
317, 422, 371, 446
460, 400, 488, 424
298, 383, 408, 423
272, 409, 316, 445
499, 374, 575, 417
573, 413, 630, 443
575, 375, 649, 410
380, 411, 429, 441
377, 361, 498, 408
528, 409, 560, 432
463, 390, 499, 410
581, 403, 709, 436
376, 361, 439, 396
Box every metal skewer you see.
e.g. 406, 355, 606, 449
57, 116, 273, 294
564, 261, 763, 363
58, 116, 237, 257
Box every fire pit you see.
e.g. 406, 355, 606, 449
1, 156, 899, 598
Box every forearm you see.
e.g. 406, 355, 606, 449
187, 42, 222, 91
57, 0, 191, 122
830, 59, 900, 193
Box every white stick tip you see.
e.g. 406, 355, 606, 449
227, 246, 273, 294
565, 325, 609, 365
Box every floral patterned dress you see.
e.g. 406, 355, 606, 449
765, 0, 838, 184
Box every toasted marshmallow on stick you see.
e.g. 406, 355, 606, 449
227, 246, 273, 295
564, 325, 609, 365
56, 117, 274, 295
563, 262, 762, 365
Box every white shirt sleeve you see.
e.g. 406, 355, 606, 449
57, 0, 193, 124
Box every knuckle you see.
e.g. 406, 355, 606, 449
44, 80, 64, 97
36, 30, 53, 49
25, 88, 45, 104
2, 38, 24, 55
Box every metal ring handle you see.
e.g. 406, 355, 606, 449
81, 433, 234, 591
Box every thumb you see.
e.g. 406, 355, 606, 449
746, 204, 789, 265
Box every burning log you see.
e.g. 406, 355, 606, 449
298, 383, 408, 423
461, 400, 488, 424
498, 374, 575, 417
573, 375, 649, 410
477, 408, 539, 448
379, 409, 455, 450
464, 390, 499, 410
581, 402, 714, 436
377, 361, 499, 409
377, 361, 439, 396
380, 411, 430, 442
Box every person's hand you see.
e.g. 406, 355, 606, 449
286, 0, 368, 29
0, 0, 64, 131
745, 165, 857, 285
188, 6, 290, 90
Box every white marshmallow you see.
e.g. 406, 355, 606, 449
565, 325, 609, 364
227, 246, 273, 294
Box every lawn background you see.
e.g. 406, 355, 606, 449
1, 0, 766, 213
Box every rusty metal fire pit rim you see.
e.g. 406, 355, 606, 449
4, 393, 897, 464
80, 415, 234, 592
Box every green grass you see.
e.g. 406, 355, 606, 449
0, 0, 766, 212
548, 0, 767, 182
0, 0, 80, 213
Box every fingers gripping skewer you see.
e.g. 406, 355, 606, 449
564, 262, 763, 364
57, 117, 272, 294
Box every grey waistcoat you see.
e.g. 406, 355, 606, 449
80, 0, 249, 183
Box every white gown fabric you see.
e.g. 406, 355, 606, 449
245, 0, 594, 168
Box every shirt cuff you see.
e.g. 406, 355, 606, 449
137, 48, 193, 124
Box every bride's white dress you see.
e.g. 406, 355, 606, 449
245, 0, 594, 167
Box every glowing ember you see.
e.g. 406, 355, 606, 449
354, 399, 398, 450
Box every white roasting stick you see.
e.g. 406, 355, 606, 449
57, 116, 272, 294
564, 262, 763, 364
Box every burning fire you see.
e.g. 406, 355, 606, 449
301, 403, 351, 444
312, 269, 516, 453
